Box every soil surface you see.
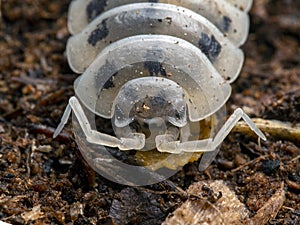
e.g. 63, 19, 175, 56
0, 0, 299, 224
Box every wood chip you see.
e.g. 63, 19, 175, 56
162, 180, 249, 225
163, 180, 285, 225
21, 205, 44, 223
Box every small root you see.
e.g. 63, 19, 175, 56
233, 118, 300, 143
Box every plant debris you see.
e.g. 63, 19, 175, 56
162, 180, 285, 225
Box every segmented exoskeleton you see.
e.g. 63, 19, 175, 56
54, 0, 265, 183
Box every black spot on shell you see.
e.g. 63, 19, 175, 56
198, 33, 222, 61
148, 0, 159, 2
88, 19, 109, 46
86, 0, 107, 22
222, 16, 232, 32
144, 61, 167, 77
96, 60, 118, 91
103, 76, 115, 89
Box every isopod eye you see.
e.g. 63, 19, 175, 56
167, 103, 187, 128
113, 104, 134, 128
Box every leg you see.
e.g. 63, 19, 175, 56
156, 108, 266, 153
53, 96, 145, 150
53, 103, 72, 138
212, 108, 266, 147
156, 135, 214, 153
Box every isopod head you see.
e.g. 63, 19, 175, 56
112, 77, 187, 150
112, 77, 187, 129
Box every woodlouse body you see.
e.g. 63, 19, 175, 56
54, 0, 266, 185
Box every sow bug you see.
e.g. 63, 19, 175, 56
54, 0, 266, 184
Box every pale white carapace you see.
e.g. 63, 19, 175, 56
54, 0, 265, 172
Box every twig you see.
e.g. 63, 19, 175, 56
231, 155, 269, 173
233, 118, 300, 143
282, 206, 295, 212
289, 155, 300, 163
245, 182, 285, 225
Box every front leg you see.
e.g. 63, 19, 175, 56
156, 135, 214, 154
155, 123, 215, 154
156, 108, 266, 154
53, 96, 145, 150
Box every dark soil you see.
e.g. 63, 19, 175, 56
0, 0, 299, 224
